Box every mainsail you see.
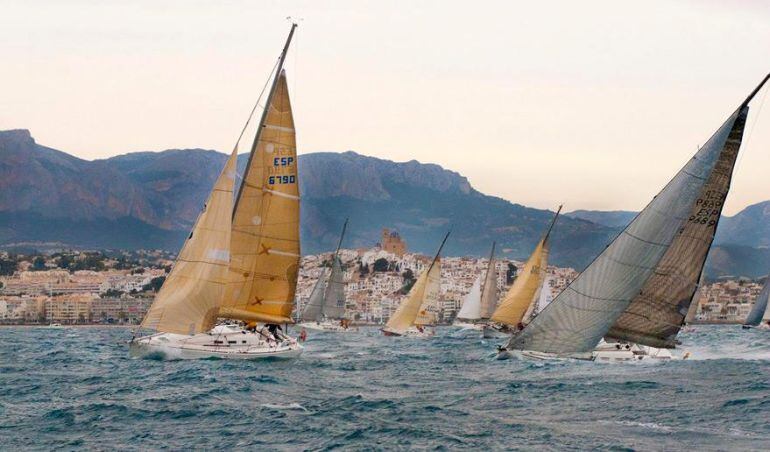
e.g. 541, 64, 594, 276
510, 74, 769, 354
140, 149, 238, 335
744, 275, 770, 327
300, 220, 349, 322
478, 242, 499, 319
384, 232, 449, 333
219, 25, 300, 325
455, 276, 482, 321
684, 271, 706, 324
490, 207, 561, 327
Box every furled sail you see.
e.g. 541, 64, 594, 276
219, 70, 300, 325
456, 276, 482, 321
478, 243, 499, 319
140, 149, 237, 335
510, 75, 769, 354
490, 207, 560, 327
744, 275, 770, 327
384, 232, 449, 333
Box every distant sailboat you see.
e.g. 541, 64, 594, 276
130, 24, 304, 359
453, 243, 498, 330
503, 73, 770, 362
485, 207, 561, 339
299, 219, 355, 332
382, 232, 450, 338
743, 275, 770, 329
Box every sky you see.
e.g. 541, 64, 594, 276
1, 0, 769, 215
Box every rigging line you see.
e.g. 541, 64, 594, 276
232, 57, 281, 152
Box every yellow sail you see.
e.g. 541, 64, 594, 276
415, 258, 441, 326
219, 71, 300, 324
490, 239, 548, 327
140, 149, 237, 335
386, 259, 441, 332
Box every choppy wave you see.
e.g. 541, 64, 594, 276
0, 325, 769, 449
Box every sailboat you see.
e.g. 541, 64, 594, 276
501, 73, 770, 362
298, 219, 355, 332
453, 243, 498, 330
382, 232, 450, 338
742, 275, 770, 329
130, 24, 304, 360
484, 207, 561, 339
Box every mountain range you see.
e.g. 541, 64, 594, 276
2, 129, 769, 277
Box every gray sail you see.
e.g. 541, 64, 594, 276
478, 243, 498, 319
300, 268, 329, 322
509, 76, 767, 354
322, 255, 347, 319
744, 276, 770, 327
605, 109, 748, 348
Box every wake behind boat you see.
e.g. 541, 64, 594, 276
130, 24, 304, 360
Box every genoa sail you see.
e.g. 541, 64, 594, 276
384, 232, 449, 333
140, 149, 237, 335
509, 75, 769, 354
219, 69, 300, 325
456, 276, 482, 321
744, 275, 770, 327
490, 207, 560, 328
478, 243, 499, 319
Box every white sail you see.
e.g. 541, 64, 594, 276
509, 76, 768, 354
322, 255, 347, 319
478, 243, 499, 319
744, 275, 770, 327
533, 276, 553, 317
300, 268, 329, 322
456, 276, 482, 321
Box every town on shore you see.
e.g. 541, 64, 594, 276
0, 229, 762, 326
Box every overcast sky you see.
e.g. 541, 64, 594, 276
1, 0, 769, 215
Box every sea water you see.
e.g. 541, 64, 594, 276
1, 326, 768, 450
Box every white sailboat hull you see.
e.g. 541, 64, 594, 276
129, 325, 303, 360
381, 326, 435, 338
452, 321, 483, 330
299, 321, 356, 332
497, 342, 682, 363
481, 324, 510, 339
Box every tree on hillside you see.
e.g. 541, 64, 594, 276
506, 262, 517, 285
373, 258, 390, 272
0, 258, 17, 276
143, 276, 166, 293
32, 256, 46, 271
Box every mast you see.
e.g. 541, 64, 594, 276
543, 205, 563, 244
234, 23, 297, 215
428, 230, 451, 273
334, 218, 349, 257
